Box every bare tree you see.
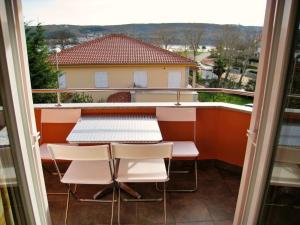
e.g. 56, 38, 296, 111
49, 30, 77, 50
153, 27, 174, 49
184, 29, 203, 60
215, 25, 241, 85
237, 33, 260, 86
214, 25, 260, 88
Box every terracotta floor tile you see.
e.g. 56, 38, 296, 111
47, 162, 239, 225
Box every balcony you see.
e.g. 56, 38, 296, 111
35, 100, 252, 225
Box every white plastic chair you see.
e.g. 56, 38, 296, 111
157, 141, 199, 192
39, 108, 80, 175
156, 108, 199, 192
48, 144, 115, 225
111, 142, 173, 225
42, 143, 77, 196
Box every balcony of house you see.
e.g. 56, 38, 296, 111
34, 97, 253, 225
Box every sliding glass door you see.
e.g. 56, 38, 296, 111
0, 91, 27, 225
0, 0, 51, 224
258, 6, 300, 224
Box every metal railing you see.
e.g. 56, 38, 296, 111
31, 87, 255, 106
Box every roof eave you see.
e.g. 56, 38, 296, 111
51, 63, 197, 68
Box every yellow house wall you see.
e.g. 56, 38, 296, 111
59, 65, 191, 102
134, 92, 197, 102
60, 65, 188, 88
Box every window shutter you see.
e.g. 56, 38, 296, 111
168, 71, 181, 88
95, 72, 108, 88
134, 71, 147, 87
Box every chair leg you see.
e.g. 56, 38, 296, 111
111, 185, 115, 225
194, 160, 198, 191
163, 182, 167, 225
73, 184, 78, 194
156, 160, 198, 192
118, 184, 121, 225
64, 185, 71, 225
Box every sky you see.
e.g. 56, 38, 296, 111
22, 0, 267, 26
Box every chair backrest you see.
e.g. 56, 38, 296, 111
40, 109, 81, 144
156, 108, 196, 122
111, 142, 173, 160
48, 144, 110, 161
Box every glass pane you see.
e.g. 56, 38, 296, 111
258, 7, 300, 225
0, 92, 27, 224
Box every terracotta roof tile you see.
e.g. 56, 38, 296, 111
49, 34, 197, 66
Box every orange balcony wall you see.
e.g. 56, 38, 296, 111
34, 104, 251, 167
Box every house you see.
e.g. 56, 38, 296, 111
48, 34, 198, 102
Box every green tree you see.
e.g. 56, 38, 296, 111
244, 79, 256, 92
25, 23, 58, 103
212, 57, 226, 87
71, 93, 94, 103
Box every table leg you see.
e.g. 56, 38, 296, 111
93, 186, 113, 199
93, 183, 141, 199
119, 183, 142, 199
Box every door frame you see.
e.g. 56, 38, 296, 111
0, 0, 51, 224
233, 0, 299, 224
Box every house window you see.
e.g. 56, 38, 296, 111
168, 71, 181, 88
58, 73, 66, 89
133, 71, 147, 87
95, 72, 108, 88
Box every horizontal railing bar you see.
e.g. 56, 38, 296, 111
31, 88, 254, 97
288, 94, 300, 98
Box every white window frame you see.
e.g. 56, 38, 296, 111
133, 71, 147, 88
168, 71, 182, 88
95, 72, 108, 88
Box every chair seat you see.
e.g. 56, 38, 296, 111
61, 160, 113, 185
172, 141, 199, 157
116, 159, 168, 183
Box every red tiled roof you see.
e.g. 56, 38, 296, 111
49, 34, 197, 66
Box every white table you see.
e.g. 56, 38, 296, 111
67, 115, 162, 144
66, 115, 163, 199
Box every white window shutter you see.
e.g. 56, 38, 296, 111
134, 71, 147, 87
95, 72, 108, 88
168, 71, 181, 88
58, 73, 66, 89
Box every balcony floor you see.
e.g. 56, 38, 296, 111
45, 161, 240, 225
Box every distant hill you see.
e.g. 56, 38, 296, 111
40, 23, 262, 46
